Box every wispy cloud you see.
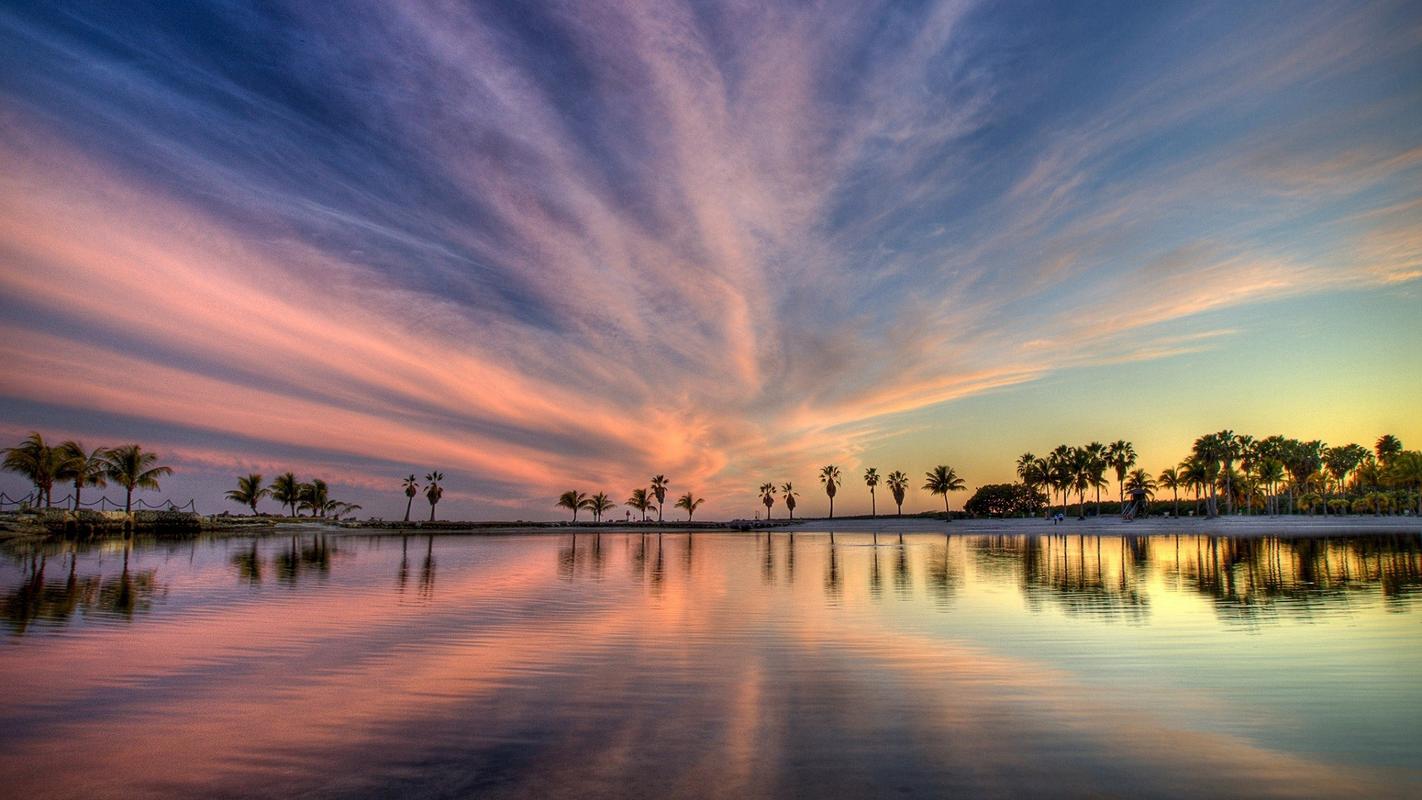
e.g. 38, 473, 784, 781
0, 1, 1418, 516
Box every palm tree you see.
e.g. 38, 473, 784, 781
863, 467, 880, 517
1180, 457, 1212, 516
588, 491, 614, 523
781, 482, 798, 520
1375, 435, 1403, 467
325, 501, 363, 520
1124, 468, 1156, 499
1258, 458, 1285, 515
557, 490, 590, 521
103, 444, 173, 517
922, 465, 966, 520
675, 492, 704, 521
626, 488, 653, 521
225, 473, 269, 514
1085, 441, 1108, 516
1236, 435, 1257, 514
819, 465, 841, 518
270, 472, 301, 517
885, 471, 908, 516
1015, 453, 1044, 513
2, 432, 62, 507
1191, 434, 1224, 517
424, 471, 444, 521
1158, 467, 1181, 517
299, 479, 329, 517
1047, 445, 1073, 517
1069, 447, 1092, 519
650, 475, 670, 523
58, 440, 108, 511
1215, 430, 1240, 514
1107, 440, 1136, 506
402, 474, 420, 522
759, 482, 776, 519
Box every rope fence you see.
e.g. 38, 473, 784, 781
0, 493, 197, 513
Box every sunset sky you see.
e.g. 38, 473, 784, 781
1, 1, 1419, 520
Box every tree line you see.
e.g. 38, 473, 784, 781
225, 472, 365, 519
1013, 434, 1422, 519
2, 433, 171, 515
557, 475, 704, 522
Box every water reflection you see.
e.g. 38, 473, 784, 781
0, 531, 1418, 799
542, 532, 1422, 623
2, 545, 165, 633
273, 533, 338, 585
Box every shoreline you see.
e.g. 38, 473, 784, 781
5, 512, 1421, 542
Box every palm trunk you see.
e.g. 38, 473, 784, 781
943, 494, 951, 521
870, 489, 876, 518
429, 503, 436, 522
829, 495, 834, 519
404, 496, 413, 522
74, 480, 82, 511
658, 503, 663, 523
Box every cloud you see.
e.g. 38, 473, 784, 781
0, 1, 1418, 516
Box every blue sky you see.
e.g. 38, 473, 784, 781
1, 1, 1418, 518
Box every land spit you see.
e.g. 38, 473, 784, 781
5, 511, 1420, 542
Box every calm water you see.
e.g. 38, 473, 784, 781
2, 529, 1420, 799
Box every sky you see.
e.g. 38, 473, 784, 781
1, 1, 1419, 520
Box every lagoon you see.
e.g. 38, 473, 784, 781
2, 529, 1420, 798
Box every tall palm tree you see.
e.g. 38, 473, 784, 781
759, 482, 776, 519
675, 492, 704, 521
225, 473, 268, 514
270, 472, 301, 517
863, 467, 880, 517
819, 465, 841, 518
1085, 441, 1108, 516
781, 482, 798, 520
1015, 453, 1039, 505
58, 440, 108, 511
1191, 434, 1224, 517
424, 471, 444, 521
1047, 445, 1073, 516
1069, 447, 1092, 519
588, 491, 614, 523
103, 444, 173, 517
1236, 435, 1257, 515
2, 432, 62, 507
1158, 467, 1181, 517
1107, 440, 1136, 506
402, 474, 420, 522
1215, 430, 1239, 515
626, 488, 653, 521
557, 490, 590, 521
922, 465, 966, 520
886, 471, 908, 516
1258, 458, 1285, 515
650, 475, 670, 523
1375, 434, 1403, 467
